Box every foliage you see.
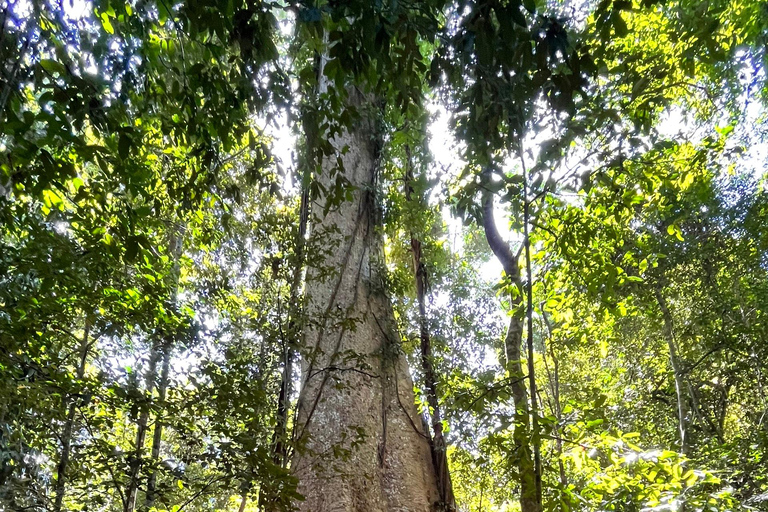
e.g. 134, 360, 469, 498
1, 0, 767, 511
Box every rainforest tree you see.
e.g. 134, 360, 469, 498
1, 0, 767, 511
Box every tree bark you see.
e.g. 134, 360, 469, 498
522, 163, 543, 505
292, 90, 439, 512
124, 228, 184, 512
53, 321, 90, 512
144, 344, 171, 509
481, 190, 541, 512
541, 311, 567, 489
125, 348, 159, 512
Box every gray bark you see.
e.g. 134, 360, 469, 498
541, 311, 567, 489
144, 227, 184, 510
144, 344, 171, 509
522, 167, 542, 505
292, 91, 440, 512
125, 347, 159, 512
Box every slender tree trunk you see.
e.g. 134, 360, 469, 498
481, 191, 541, 512
238, 493, 249, 512
144, 344, 171, 509
260, 181, 309, 512
125, 347, 159, 512
276, 183, 309, 467
655, 288, 689, 455
405, 146, 456, 511
125, 228, 184, 512
552, 353, 567, 489
541, 311, 567, 489
145, 226, 185, 510
522, 160, 543, 505
292, 89, 439, 511
54, 321, 90, 512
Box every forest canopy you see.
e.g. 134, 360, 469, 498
1, 0, 767, 511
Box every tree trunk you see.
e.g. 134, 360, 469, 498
405, 146, 456, 511
260, 183, 309, 512
144, 344, 171, 509
292, 90, 439, 512
522, 165, 543, 505
655, 288, 689, 455
53, 321, 90, 512
144, 227, 184, 510
541, 311, 567, 489
481, 191, 541, 512
238, 493, 249, 512
125, 348, 159, 512
125, 228, 184, 512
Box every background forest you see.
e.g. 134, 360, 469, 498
1, 0, 767, 511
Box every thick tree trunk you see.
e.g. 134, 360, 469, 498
482, 191, 541, 512
53, 321, 90, 512
292, 91, 440, 512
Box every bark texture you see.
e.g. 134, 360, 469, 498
293, 96, 440, 512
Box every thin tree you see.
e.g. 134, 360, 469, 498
144, 225, 185, 509
53, 320, 91, 512
481, 181, 542, 512
405, 145, 456, 511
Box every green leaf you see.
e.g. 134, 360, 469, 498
101, 13, 115, 34
612, 12, 628, 37
40, 59, 66, 75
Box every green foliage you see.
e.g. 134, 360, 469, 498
2, 0, 768, 511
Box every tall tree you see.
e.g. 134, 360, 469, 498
293, 91, 440, 509
289, 3, 448, 509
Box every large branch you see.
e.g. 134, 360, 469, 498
482, 190, 519, 280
